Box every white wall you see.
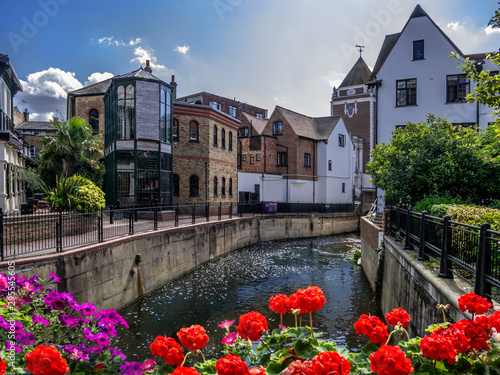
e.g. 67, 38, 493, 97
237, 172, 285, 202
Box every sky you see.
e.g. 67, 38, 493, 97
1, 0, 499, 121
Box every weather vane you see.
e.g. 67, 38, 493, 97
355, 44, 365, 58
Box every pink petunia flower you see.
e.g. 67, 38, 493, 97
221, 332, 238, 345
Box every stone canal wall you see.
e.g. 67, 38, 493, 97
360, 217, 471, 337
0, 213, 358, 310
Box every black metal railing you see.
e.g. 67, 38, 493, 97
0, 201, 354, 260
0, 109, 15, 133
389, 206, 500, 302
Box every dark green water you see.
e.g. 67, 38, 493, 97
116, 233, 380, 361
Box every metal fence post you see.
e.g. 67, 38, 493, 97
218, 202, 222, 220
229, 202, 233, 219
206, 203, 209, 222
109, 205, 114, 225
192, 204, 196, 224
396, 206, 401, 234
98, 208, 104, 243
404, 206, 412, 250
154, 206, 158, 231
438, 215, 453, 279
239, 203, 243, 218
474, 223, 491, 299
418, 211, 429, 261
56, 209, 63, 252
0, 208, 4, 261
175, 205, 179, 227
129, 209, 134, 235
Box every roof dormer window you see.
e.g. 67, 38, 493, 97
413, 40, 424, 60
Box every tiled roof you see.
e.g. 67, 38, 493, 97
241, 113, 267, 135
68, 78, 112, 96
370, 33, 400, 81
339, 57, 372, 88
15, 121, 55, 131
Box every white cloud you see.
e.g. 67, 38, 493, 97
97, 36, 142, 47
85, 72, 115, 85
130, 47, 167, 70
447, 21, 464, 31
483, 25, 500, 35
174, 45, 190, 54
15, 68, 83, 121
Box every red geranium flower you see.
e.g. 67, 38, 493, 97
281, 360, 314, 375
433, 325, 471, 354
236, 311, 268, 342
0, 359, 5, 375
420, 333, 457, 364
354, 314, 389, 344
171, 367, 199, 375
458, 292, 492, 315
249, 366, 267, 375
454, 319, 489, 351
177, 325, 209, 352
294, 286, 326, 313
489, 310, 500, 331
25, 345, 70, 375
269, 294, 290, 315
216, 354, 250, 375
310, 351, 351, 375
150, 336, 185, 366
385, 307, 410, 328
289, 293, 303, 314
370, 345, 413, 375
475, 315, 492, 331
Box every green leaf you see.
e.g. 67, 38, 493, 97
157, 364, 176, 375
266, 359, 293, 375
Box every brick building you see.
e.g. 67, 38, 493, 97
238, 106, 353, 204
176, 91, 267, 121
15, 110, 56, 160
172, 102, 238, 207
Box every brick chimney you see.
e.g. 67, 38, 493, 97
170, 75, 177, 100
24, 108, 29, 122
145, 60, 152, 74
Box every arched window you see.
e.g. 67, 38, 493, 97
229, 178, 233, 196
221, 129, 226, 149
221, 177, 226, 197
213, 176, 218, 196
173, 118, 179, 141
189, 175, 199, 197
213, 125, 218, 146
118, 84, 135, 139
89, 108, 99, 135
173, 174, 180, 196
228, 132, 233, 151
190, 121, 199, 142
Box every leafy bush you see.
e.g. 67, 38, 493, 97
44, 175, 105, 213
428, 204, 450, 218
446, 204, 500, 231
413, 195, 469, 213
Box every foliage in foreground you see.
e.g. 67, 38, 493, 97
2, 271, 500, 375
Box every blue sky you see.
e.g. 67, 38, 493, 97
1, 0, 499, 120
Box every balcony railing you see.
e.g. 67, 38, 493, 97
0, 109, 15, 133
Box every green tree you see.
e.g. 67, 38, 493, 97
39, 117, 104, 187
366, 115, 500, 206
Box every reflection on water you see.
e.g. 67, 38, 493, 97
116, 233, 380, 361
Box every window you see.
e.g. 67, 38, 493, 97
342, 183, 346, 193
238, 127, 249, 137
273, 121, 283, 135
447, 74, 470, 103
256, 153, 260, 161
338, 134, 346, 147
256, 113, 263, 119
189, 121, 199, 141
30, 145, 36, 158
413, 40, 424, 60
304, 153, 311, 167
173, 118, 179, 141
213, 125, 218, 146
395, 125, 406, 131
250, 154, 254, 164
229, 132, 233, 150
189, 175, 199, 196
118, 84, 135, 139
229, 178, 233, 196
328, 160, 332, 171
160, 88, 172, 142
213, 176, 218, 196
242, 154, 247, 161
173, 174, 180, 196
396, 78, 417, 106
221, 177, 226, 196
453, 122, 476, 128
89, 108, 99, 135
221, 129, 226, 148
211, 101, 221, 110
229, 106, 237, 117
277, 152, 287, 166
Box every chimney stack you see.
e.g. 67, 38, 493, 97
170, 75, 178, 100
24, 108, 29, 122
145, 60, 152, 73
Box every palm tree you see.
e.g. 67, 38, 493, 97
39, 117, 103, 186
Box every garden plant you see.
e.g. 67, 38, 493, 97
1, 272, 500, 375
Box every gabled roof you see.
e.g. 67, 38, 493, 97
68, 78, 112, 96
241, 112, 267, 135
15, 121, 55, 131
370, 4, 468, 81
339, 57, 372, 88
117, 67, 162, 80
273, 106, 341, 141
0, 53, 22, 94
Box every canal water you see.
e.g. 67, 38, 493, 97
116, 233, 380, 361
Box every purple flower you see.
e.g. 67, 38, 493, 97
0, 274, 8, 291
0, 316, 10, 330
94, 332, 109, 346
5, 340, 22, 353
16, 332, 36, 346
49, 272, 61, 283
79, 302, 96, 316
59, 314, 78, 327
83, 327, 94, 340
141, 359, 155, 370
13, 321, 23, 335
110, 347, 127, 360
221, 332, 238, 345
218, 319, 235, 330
119, 361, 144, 375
